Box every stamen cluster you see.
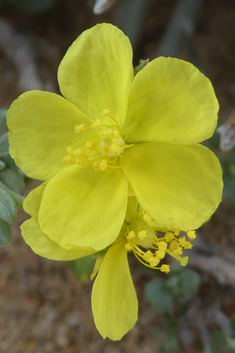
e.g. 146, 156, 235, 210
63, 110, 129, 172
124, 209, 196, 273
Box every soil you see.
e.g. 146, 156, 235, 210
0, 0, 235, 352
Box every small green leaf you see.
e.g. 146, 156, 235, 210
0, 219, 11, 246
68, 256, 95, 282
154, 330, 181, 353
0, 108, 7, 134
0, 181, 24, 208
167, 269, 200, 299
144, 277, 174, 312
0, 132, 9, 157
0, 160, 5, 171
0, 167, 25, 195
230, 315, 235, 332
0, 188, 17, 223
210, 331, 235, 353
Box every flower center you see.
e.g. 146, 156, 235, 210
124, 208, 196, 273
63, 109, 131, 172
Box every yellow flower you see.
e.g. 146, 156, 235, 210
91, 197, 197, 340
7, 23, 222, 256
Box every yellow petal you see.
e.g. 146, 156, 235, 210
58, 23, 133, 127
124, 57, 219, 144
38, 165, 128, 251
91, 237, 138, 340
7, 90, 92, 180
21, 218, 96, 261
122, 142, 223, 231
22, 183, 95, 260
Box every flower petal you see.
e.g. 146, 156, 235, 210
58, 23, 133, 127
122, 142, 223, 231
21, 218, 95, 261
124, 57, 219, 144
91, 237, 138, 340
22, 183, 95, 260
7, 90, 92, 180
38, 165, 128, 251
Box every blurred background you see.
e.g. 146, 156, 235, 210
0, 0, 235, 352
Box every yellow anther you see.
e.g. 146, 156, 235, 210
184, 242, 193, 249
99, 159, 108, 171
91, 119, 102, 128
180, 256, 188, 267
111, 130, 120, 139
143, 213, 152, 223
165, 232, 175, 242
125, 243, 133, 251
75, 124, 85, 133
187, 230, 196, 240
170, 241, 179, 251
100, 145, 111, 156
156, 250, 165, 259
143, 250, 153, 261
173, 247, 183, 256
148, 256, 160, 267
110, 144, 122, 155
85, 140, 96, 150
66, 146, 73, 154
160, 264, 170, 273
178, 237, 193, 249
127, 231, 135, 240
101, 128, 112, 137
93, 160, 101, 170
138, 230, 147, 240
174, 229, 181, 236
63, 155, 75, 164
73, 148, 83, 157
158, 242, 167, 251
101, 109, 110, 117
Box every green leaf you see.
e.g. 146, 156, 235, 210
0, 167, 25, 195
0, 188, 17, 223
230, 315, 235, 332
0, 219, 11, 246
210, 331, 235, 353
0, 132, 9, 157
144, 277, 174, 312
0, 108, 7, 134
9, 0, 56, 13
154, 329, 181, 353
68, 256, 95, 282
0, 181, 24, 208
0, 160, 6, 171
167, 269, 200, 299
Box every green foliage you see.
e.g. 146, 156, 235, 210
154, 329, 181, 353
0, 110, 25, 246
230, 315, 235, 332
144, 277, 174, 312
167, 269, 200, 300
0, 109, 7, 135
210, 331, 235, 353
0, 188, 17, 223
0, 219, 11, 246
68, 256, 96, 282
144, 269, 200, 313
